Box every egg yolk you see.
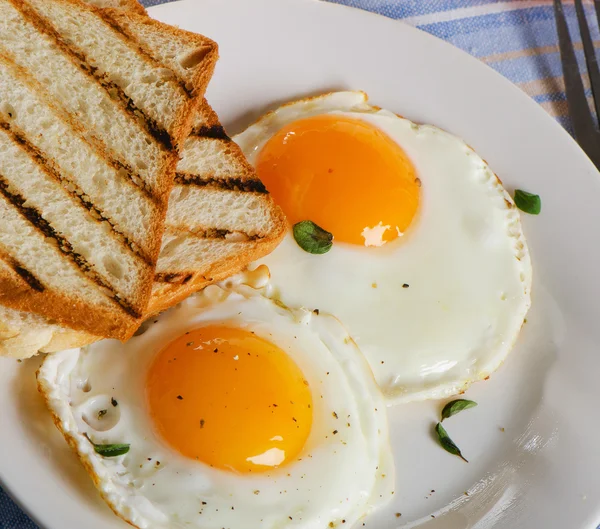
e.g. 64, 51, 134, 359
255, 114, 420, 246
146, 326, 313, 473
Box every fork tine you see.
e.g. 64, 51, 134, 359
575, 0, 600, 121
594, 0, 600, 41
553, 0, 600, 160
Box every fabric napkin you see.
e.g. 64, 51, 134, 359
324, 0, 597, 135
0, 0, 595, 527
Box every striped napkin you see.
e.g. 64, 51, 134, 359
327, 0, 600, 135
0, 0, 593, 527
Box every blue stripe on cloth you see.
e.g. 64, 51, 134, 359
420, 4, 598, 57
327, 0, 498, 19
490, 50, 563, 83
531, 88, 592, 104
419, 6, 558, 40
443, 17, 583, 60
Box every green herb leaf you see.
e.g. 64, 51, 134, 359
293, 220, 333, 255
84, 433, 129, 458
514, 189, 541, 215
93, 443, 130, 457
441, 399, 477, 421
434, 423, 468, 463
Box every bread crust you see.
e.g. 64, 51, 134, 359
0, 0, 218, 339
148, 213, 286, 315
85, 0, 145, 15
0, 0, 286, 357
100, 6, 218, 150
0, 97, 287, 357
0, 262, 139, 339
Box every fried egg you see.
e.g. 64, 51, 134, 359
37, 280, 394, 529
234, 91, 532, 404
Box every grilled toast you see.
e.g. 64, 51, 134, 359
149, 100, 286, 314
0, 99, 286, 359
0, 0, 286, 358
0, 0, 217, 339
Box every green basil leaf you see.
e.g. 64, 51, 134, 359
514, 189, 541, 215
293, 220, 333, 254
84, 433, 129, 457
441, 399, 477, 421
435, 422, 468, 463
93, 443, 130, 457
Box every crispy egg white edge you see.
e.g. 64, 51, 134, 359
233, 90, 533, 405
37, 353, 165, 529
36, 276, 395, 529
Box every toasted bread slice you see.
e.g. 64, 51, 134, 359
149, 101, 286, 314
83, 0, 144, 14
0, 0, 285, 358
0, 0, 217, 339
0, 100, 287, 359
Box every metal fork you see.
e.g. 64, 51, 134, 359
554, 0, 600, 168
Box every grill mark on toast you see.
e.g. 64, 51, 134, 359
169, 225, 263, 241
175, 173, 269, 194
98, 9, 194, 98
0, 51, 158, 205
154, 272, 193, 285
0, 174, 141, 318
109, 82, 173, 150
197, 228, 262, 241
0, 251, 45, 292
9, 0, 174, 151
191, 124, 228, 140
0, 120, 153, 267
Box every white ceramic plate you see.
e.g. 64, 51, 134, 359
2, 0, 600, 528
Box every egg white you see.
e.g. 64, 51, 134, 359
234, 91, 532, 404
37, 281, 394, 529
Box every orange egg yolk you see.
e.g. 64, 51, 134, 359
146, 326, 313, 473
255, 114, 420, 246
